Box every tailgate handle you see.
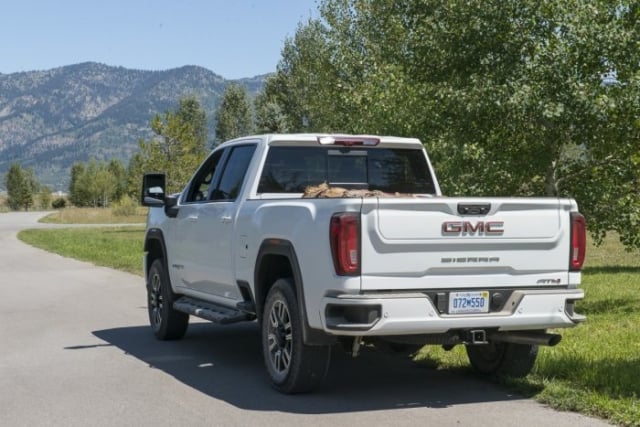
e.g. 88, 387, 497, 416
457, 203, 491, 216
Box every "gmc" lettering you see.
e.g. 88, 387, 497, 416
442, 221, 504, 235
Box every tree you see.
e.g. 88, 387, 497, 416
107, 159, 127, 202
176, 96, 208, 148
254, 80, 290, 133
94, 167, 117, 207
85, 160, 99, 207
269, 0, 640, 249
137, 97, 208, 193
125, 152, 144, 202
5, 163, 25, 210
4, 163, 36, 211
214, 83, 253, 144
38, 186, 52, 210
69, 162, 90, 207
69, 159, 119, 207
263, 19, 341, 132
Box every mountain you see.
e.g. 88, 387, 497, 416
0, 62, 267, 191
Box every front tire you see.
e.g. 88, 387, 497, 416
261, 278, 331, 393
466, 341, 538, 378
147, 258, 189, 340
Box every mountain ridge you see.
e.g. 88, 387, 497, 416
0, 62, 267, 190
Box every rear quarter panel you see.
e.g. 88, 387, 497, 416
235, 198, 363, 329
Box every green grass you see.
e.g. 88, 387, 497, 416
416, 234, 640, 426
15, 224, 640, 425
40, 206, 148, 224
18, 226, 145, 275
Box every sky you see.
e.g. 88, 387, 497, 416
0, 0, 319, 79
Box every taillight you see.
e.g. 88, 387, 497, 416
318, 136, 380, 146
330, 213, 361, 276
570, 213, 586, 271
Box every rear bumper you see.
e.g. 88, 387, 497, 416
319, 288, 585, 336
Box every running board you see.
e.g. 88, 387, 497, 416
173, 297, 252, 324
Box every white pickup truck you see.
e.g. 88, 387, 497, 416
141, 133, 586, 393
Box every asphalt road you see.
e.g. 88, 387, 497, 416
0, 211, 612, 427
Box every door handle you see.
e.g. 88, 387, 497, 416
220, 215, 232, 224
187, 215, 199, 222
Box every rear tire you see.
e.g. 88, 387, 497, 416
466, 342, 537, 378
466, 342, 538, 378
261, 278, 331, 393
147, 258, 189, 340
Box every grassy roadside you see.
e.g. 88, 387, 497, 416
18, 226, 144, 275
20, 207, 147, 274
15, 222, 640, 425
40, 206, 148, 224
18, 226, 145, 275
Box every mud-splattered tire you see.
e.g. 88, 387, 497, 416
262, 278, 331, 393
147, 258, 189, 340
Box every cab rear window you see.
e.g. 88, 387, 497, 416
257, 146, 436, 194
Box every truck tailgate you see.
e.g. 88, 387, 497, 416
360, 197, 577, 290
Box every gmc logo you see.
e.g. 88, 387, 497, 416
442, 221, 504, 235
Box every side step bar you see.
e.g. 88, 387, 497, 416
173, 297, 252, 324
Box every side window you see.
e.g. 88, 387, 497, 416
183, 149, 224, 203
258, 147, 326, 193
210, 145, 257, 201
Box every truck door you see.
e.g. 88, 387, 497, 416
170, 149, 225, 293
192, 144, 257, 301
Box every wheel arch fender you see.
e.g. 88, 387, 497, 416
144, 228, 168, 278
254, 239, 334, 346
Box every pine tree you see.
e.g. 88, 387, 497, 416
4, 163, 36, 211
215, 84, 253, 145
69, 162, 90, 207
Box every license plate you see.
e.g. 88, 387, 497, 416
448, 291, 490, 314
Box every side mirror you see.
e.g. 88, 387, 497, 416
141, 173, 166, 207
164, 194, 180, 218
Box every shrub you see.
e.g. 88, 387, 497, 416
38, 191, 52, 210
112, 195, 138, 217
52, 198, 67, 209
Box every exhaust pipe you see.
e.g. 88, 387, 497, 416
489, 332, 562, 347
